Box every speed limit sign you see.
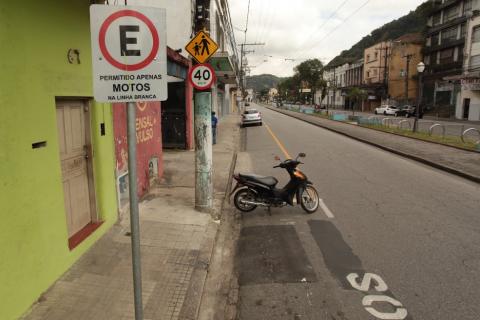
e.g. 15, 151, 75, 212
188, 63, 216, 90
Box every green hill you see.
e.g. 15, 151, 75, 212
326, 1, 433, 68
246, 74, 285, 92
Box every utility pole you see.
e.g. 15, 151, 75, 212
238, 42, 264, 106
403, 54, 413, 104
376, 43, 390, 102
193, 0, 213, 212
332, 67, 336, 110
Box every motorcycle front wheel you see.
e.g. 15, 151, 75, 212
300, 185, 319, 214
233, 187, 257, 212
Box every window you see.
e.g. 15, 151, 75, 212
375, 52, 378, 59
441, 26, 458, 43
444, 5, 460, 22
366, 54, 370, 62
432, 13, 442, 26
473, 26, 480, 43
461, 23, 467, 38
432, 33, 440, 46
464, 0, 472, 14
367, 71, 370, 77
439, 48, 454, 63
470, 54, 480, 68
425, 55, 431, 65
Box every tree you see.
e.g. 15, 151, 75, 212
294, 59, 324, 105
277, 75, 301, 102
347, 87, 367, 115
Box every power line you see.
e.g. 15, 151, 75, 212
304, 0, 372, 56
298, 0, 350, 51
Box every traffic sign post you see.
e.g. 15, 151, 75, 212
90, 5, 168, 320
185, 30, 219, 64
188, 63, 216, 90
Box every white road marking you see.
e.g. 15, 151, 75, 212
319, 199, 335, 218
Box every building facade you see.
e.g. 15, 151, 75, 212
344, 59, 365, 110
0, 1, 119, 319
130, 0, 195, 150
208, 0, 240, 117
423, 0, 474, 117
363, 41, 391, 110
324, 64, 348, 108
388, 33, 424, 105
458, 12, 480, 120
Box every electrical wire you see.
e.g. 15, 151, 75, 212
304, 0, 372, 56
277, 0, 371, 77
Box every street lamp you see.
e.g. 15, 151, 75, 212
414, 62, 425, 132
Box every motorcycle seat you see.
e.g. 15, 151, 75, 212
239, 173, 278, 187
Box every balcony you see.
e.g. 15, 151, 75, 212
423, 37, 465, 53
426, 60, 463, 76
427, 15, 467, 35
431, 0, 462, 14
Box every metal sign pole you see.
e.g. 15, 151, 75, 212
127, 101, 143, 320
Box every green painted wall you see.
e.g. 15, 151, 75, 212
0, 1, 118, 319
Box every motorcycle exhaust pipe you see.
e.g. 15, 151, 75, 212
240, 199, 270, 207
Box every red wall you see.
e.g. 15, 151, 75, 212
113, 102, 163, 198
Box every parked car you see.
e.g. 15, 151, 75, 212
241, 108, 262, 127
404, 106, 424, 118
395, 104, 415, 117
393, 105, 424, 118
374, 105, 399, 115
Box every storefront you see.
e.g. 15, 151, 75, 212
458, 77, 480, 120
113, 102, 163, 212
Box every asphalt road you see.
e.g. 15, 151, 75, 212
235, 103, 480, 320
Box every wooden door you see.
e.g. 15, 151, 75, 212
56, 100, 94, 237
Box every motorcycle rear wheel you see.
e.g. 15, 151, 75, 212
300, 185, 319, 214
233, 188, 257, 212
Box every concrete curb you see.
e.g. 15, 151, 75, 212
266, 106, 480, 184
178, 151, 239, 320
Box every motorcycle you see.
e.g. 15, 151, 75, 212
231, 153, 319, 214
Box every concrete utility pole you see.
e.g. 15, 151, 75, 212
332, 67, 336, 110
403, 54, 413, 104
239, 42, 264, 103
376, 44, 390, 101
193, 0, 213, 212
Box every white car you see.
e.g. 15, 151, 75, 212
241, 108, 262, 127
374, 105, 399, 115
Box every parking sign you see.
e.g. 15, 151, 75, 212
90, 5, 168, 102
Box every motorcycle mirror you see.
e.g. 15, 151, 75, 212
298, 153, 306, 158
274, 155, 281, 161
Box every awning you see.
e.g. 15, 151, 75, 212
210, 52, 238, 85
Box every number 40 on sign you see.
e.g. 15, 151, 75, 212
188, 63, 216, 91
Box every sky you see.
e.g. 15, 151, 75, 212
229, 0, 426, 77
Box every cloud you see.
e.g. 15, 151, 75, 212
230, 0, 426, 77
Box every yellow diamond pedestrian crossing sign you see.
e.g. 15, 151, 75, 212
185, 31, 219, 64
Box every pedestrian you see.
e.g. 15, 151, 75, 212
211, 111, 218, 145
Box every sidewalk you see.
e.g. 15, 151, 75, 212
22, 114, 241, 320
265, 106, 480, 183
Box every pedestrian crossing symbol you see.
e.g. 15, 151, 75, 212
185, 31, 219, 64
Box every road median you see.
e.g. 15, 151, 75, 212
264, 105, 480, 184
